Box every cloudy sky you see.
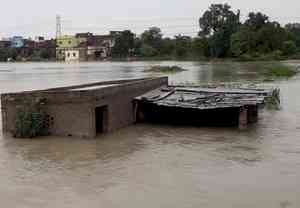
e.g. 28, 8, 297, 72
0, 0, 299, 39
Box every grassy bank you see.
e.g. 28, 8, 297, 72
264, 64, 298, 77
144, 66, 187, 73
255, 62, 299, 78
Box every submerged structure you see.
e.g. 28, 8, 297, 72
1, 77, 168, 138
1, 77, 279, 138
135, 86, 279, 129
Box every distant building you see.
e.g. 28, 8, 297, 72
1, 37, 10, 41
85, 31, 120, 60
110, 31, 122, 37
19, 39, 35, 58
35, 36, 45, 42
56, 31, 122, 61
0, 40, 11, 49
56, 35, 79, 48
87, 46, 106, 60
23, 39, 35, 48
75, 32, 93, 39
10, 36, 24, 48
56, 35, 81, 61
65, 49, 80, 61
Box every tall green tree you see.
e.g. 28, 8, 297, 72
159, 38, 175, 56
282, 40, 297, 55
140, 44, 158, 57
191, 37, 210, 57
285, 23, 300, 48
230, 26, 256, 57
112, 30, 135, 58
199, 3, 240, 57
256, 22, 288, 53
141, 27, 163, 51
245, 12, 269, 31
174, 35, 192, 58
230, 11, 297, 57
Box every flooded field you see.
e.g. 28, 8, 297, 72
1, 61, 300, 208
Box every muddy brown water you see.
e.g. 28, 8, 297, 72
1, 61, 300, 208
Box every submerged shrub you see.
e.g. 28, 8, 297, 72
282, 41, 297, 56
145, 65, 187, 73
267, 63, 298, 77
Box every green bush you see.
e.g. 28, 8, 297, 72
282, 41, 297, 56
145, 65, 187, 73
263, 63, 298, 78
140, 44, 158, 57
237, 53, 255, 61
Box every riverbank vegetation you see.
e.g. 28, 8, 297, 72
263, 63, 298, 78
145, 66, 186, 73
111, 3, 300, 62
1, 3, 300, 63
0, 47, 55, 62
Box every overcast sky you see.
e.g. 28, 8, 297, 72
0, 0, 299, 39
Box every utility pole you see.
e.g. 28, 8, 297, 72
56, 15, 62, 39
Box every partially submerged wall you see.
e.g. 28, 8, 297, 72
1, 77, 168, 138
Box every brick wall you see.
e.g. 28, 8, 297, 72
1, 77, 168, 138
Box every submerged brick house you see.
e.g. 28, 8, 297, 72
1, 77, 168, 138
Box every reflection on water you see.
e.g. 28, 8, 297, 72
1, 61, 300, 208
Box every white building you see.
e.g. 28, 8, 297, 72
65, 49, 80, 61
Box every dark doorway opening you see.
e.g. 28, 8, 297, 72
94, 50, 102, 60
95, 106, 108, 135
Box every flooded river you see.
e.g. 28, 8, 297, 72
1, 61, 300, 208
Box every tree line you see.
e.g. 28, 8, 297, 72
0, 47, 55, 62
112, 3, 300, 60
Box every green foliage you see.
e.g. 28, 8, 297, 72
112, 30, 135, 58
141, 27, 163, 51
191, 37, 210, 57
229, 9, 297, 59
256, 22, 288, 53
1, 5, 300, 62
14, 102, 49, 138
199, 3, 241, 57
0, 48, 18, 61
174, 35, 192, 58
285, 23, 300, 48
196, 4, 299, 60
0, 47, 55, 62
159, 38, 175, 56
245, 12, 269, 31
130, 7, 300, 60
145, 65, 186, 73
0, 49, 8, 61
263, 63, 298, 77
282, 41, 297, 56
140, 44, 158, 57
199, 4, 240, 35
40, 48, 53, 59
